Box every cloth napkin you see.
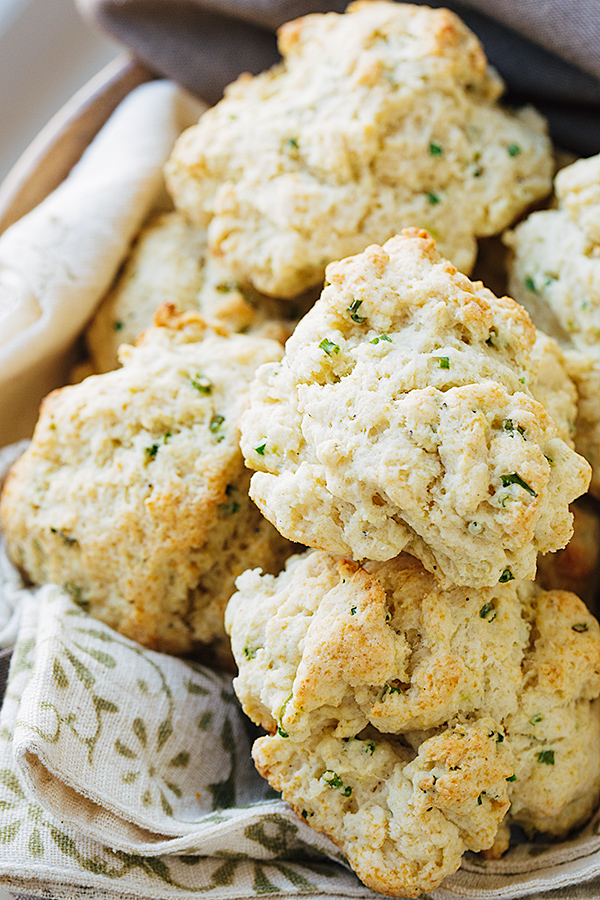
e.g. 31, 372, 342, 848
75, 0, 600, 155
0, 78, 203, 447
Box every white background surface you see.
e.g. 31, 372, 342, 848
0, 0, 119, 183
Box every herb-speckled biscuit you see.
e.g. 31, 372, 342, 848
241, 230, 590, 587
166, 0, 552, 298
86, 211, 297, 374
1, 306, 291, 656
226, 549, 600, 895
505, 153, 600, 494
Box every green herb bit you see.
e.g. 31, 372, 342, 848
243, 647, 258, 660
343, 786, 352, 797
50, 527, 76, 546
191, 374, 212, 395
572, 622, 589, 633
500, 473, 537, 496
366, 741, 376, 755
347, 299, 366, 324
537, 749, 555, 765
496, 732, 504, 743
438, 357, 450, 369
545, 454, 555, 466
477, 793, 483, 806
319, 338, 340, 356
286, 136, 299, 150
524, 276, 537, 293
479, 602, 495, 620
427, 191, 441, 205
350, 606, 357, 615
506, 773, 517, 782
370, 334, 392, 345
429, 141, 443, 156
322, 770, 344, 789
530, 713, 543, 725
385, 612, 391, 622
301, 809, 313, 818
499, 568, 514, 583
381, 684, 404, 698
144, 443, 159, 460
486, 328, 497, 347
503, 419, 526, 437
215, 281, 237, 293
114, 320, 123, 331
507, 143, 521, 157
277, 726, 289, 738
255, 443, 267, 456
209, 414, 225, 433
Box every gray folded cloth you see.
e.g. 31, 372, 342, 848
76, 0, 600, 154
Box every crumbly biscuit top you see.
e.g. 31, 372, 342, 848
228, 549, 600, 895
166, 1, 552, 297
241, 231, 590, 586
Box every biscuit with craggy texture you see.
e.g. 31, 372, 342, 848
1, 306, 290, 656
241, 231, 590, 587
166, 1, 552, 298
253, 720, 512, 898
505, 153, 600, 494
86, 211, 298, 374
228, 550, 600, 893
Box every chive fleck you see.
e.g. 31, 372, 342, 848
322, 770, 343, 789
347, 299, 366, 324
479, 601, 496, 621
191, 374, 212, 394
572, 623, 589, 633
499, 568, 514, 583
500, 473, 537, 496
319, 337, 340, 356
350, 606, 357, 615
114, 320, 123, 331
503, 419, 525, 437
277, 726, 289, 738
243, 647, 257, 660
530, 714, 543, 725
209, 414, 225, 433
343, 786, 352, 797
537, 749, 555, 765
524, 276, 537, 293
370, 334, 392, 345
508, 143, 521, 157
381, 684, 404, 698
438, 357, 450, 369
144, 444, 159, 460
506, 773, 517, 782
286, 137, 299, 151
477, 793, 483, 805
366, 741, 375, 755
427, 191, 441, 205
429, 141, 443, 156
255, 443, 267, 456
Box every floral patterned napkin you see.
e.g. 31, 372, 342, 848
0, 585, 374, 900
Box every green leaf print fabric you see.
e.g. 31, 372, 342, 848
0, 587, 373, 899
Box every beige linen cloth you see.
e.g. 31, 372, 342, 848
2, 75, 600, 900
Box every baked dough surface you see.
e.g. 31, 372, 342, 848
1, 306, 290, 655
166, 0, 552, 298
241, 230, 590, 586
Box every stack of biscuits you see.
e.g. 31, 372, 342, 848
2, 2, 600, 896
